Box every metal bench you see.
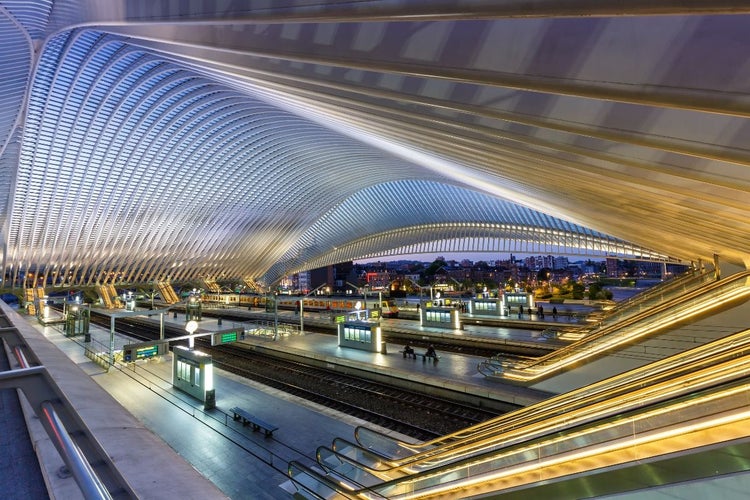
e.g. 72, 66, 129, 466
420, 353, 440, 363
229, 406, 279, 436
400, 350, 440, 362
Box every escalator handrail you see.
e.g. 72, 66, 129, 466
356, 324, 750, 461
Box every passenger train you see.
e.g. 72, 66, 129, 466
275, 296, 399, 318
200, 293, 399, 318
201, 293, 265, 308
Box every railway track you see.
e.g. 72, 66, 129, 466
206, 342, 502, 440
89, 312, 505, 440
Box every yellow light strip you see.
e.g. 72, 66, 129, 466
366, 326, 750, 471
401, 384, 750, 498
503, 285, 750, 382
383, 356, 750, 475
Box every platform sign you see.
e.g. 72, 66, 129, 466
135, 345, 159, 359
211, 328, 243, 346
123, 341, 168, 362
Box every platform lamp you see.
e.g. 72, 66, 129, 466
185, 320, 198, 349
300, 282, 328, 334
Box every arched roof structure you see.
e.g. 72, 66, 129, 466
1, 1, 748, 287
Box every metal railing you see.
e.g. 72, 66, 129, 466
491, 271, 750, 382
289, 336, 750, 498
0, 358, 135, 498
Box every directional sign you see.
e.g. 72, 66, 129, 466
211, 328, 243, 346
123, 341, 169, 362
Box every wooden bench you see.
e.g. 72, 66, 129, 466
229, 407, 279, 436
399, 349, 417, 359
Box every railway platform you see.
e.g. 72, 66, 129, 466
2, 302, 227, 500
147, 306, 557, 407
243, 329, 554, 408
14, 305, 556, 498
198, 304, 570, 353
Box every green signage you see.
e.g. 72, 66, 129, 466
220, 331, 238, 343
135, 345, 159, 359
212, 328, 242, 345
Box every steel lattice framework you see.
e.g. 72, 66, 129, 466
1, 1, 749, 288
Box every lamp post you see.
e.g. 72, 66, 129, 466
274, 292, 278, 340
185, 320, 198, 349
403, 276, 429, 306
345, 280, 367, 314
300, 283, 328, 334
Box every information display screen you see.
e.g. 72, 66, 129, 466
211, 328, 243, 345
136, 345, 159, 359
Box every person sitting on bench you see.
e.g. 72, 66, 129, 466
425, 344, 438, 359
403, 344, 416, 358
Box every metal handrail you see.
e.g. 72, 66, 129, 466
367, 324, 750, 463
501, 271, 750, 380
39, 400, 112, 500
0, 361, 136, 499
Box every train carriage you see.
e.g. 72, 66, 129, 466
201, 293, 398, 318
274, 296, 399, 318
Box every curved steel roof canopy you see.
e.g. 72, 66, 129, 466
1, 1, 749, 288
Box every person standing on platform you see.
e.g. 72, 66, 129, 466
552, 306, 558, 319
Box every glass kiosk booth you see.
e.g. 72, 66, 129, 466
420, 293, 461, 329
185, 295, 202, 321
63, 302, 91, 340
338, 320, 385, 353
502, 292, 535, 316
469, 297, 504, 316
172, 345, 215, 410
337, 301, 386, 353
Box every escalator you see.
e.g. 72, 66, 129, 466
287, 327, 750, 498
